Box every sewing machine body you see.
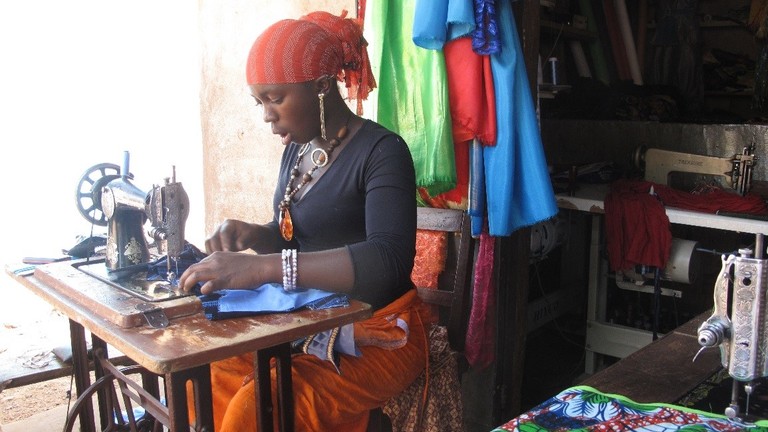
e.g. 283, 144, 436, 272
76, 151, 190, 302
638, 146, 756, 195
698, 245, 768, 419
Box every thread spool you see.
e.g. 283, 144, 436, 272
548, 57, 558, 85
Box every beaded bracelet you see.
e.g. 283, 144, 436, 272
281, 249, 298, 292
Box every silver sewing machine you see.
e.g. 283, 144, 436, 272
697, 237, 768, 420
634, 145, 756, 195
74, 151, 191, 301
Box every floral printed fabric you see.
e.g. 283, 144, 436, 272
493, 386, 768, 432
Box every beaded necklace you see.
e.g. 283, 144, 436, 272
279, 115, 351, 241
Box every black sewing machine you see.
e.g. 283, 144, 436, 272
74, 151, 191, 302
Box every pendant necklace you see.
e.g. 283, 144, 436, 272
279, 114, 351, 241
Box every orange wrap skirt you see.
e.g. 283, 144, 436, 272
190, 289, 433, 431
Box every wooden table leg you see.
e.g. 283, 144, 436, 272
254, 343, 293, 432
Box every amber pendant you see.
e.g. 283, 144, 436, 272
279, 207, 294, 241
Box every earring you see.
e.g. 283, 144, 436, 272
318, 93, 327, 141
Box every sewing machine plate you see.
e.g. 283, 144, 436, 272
75, 261, 191, 302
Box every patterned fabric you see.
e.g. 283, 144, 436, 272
245, 10, 375, 114
411, 230, 447, 289
493, 386, 768, 432
382, 325, 464, 432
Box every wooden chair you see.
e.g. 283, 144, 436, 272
368, 206, 475, 431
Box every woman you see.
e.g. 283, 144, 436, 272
179, 10, 433, 432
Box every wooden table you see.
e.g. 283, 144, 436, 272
6, 260, 371, 432
579, 311, 723, 404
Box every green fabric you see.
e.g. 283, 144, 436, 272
368, 0, 456, 196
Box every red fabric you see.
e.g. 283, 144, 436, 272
604, 179, 672, 271
604, 179, 768, 272
246, 10, 375, 114
464, 232, 496, 369
655, 184, 768, 215
444, 37, 497, 145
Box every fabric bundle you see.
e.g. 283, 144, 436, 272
604, 179, 768, 272
604, 179, 672, 271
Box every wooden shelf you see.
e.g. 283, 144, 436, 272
540, 20, 596, 41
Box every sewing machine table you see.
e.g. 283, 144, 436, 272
5, 261, 371, 432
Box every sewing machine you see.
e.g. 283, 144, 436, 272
74, 151, 191, 302
635, 145, 756, 195
696, 236, 768, 421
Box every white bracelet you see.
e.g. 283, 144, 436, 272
282, 249, 298, 292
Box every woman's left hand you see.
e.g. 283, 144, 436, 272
179, 251, 265, 295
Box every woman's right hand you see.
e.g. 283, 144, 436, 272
204, 219, 261, 254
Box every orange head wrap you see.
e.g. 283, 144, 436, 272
246, 10, 376, 115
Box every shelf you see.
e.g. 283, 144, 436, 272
540, 20, 596, 41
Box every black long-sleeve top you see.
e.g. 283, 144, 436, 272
266, 120, 417, 310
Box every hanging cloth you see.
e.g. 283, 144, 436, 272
464, 231, 496, 368
412, 0, 475, 49
482, 1, 558, 236
369, 0, 457, 197
411, 0, 497, 209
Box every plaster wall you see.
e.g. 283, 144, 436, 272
199, 0, 356, 237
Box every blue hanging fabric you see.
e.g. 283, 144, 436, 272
469, 139, 486, 237
483, 0, 557, 236
412, 0, 475, 49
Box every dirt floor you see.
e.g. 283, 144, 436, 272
0, 270, 74, 426
1, 375, 73, 425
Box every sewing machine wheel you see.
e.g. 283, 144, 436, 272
75, 163, 122, 226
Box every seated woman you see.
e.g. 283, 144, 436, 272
179, 10, 433, 432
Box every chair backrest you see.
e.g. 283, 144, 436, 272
413, 207, 474, 352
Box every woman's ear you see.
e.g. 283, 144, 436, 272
313, 75, 334, 95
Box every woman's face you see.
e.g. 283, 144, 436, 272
249, 81, 319, 145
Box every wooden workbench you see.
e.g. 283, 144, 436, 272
579, 311, 723, 404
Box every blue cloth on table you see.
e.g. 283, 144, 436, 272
200, 284, 358, 370
199, 283, 349, 320
145, 244, 357, 368
146, 242, 207, 287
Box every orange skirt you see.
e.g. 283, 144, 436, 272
190, 289, 433, 431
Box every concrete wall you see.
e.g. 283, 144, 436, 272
199, 0, 355, 237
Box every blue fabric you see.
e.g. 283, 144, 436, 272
471, 0, 500, 55
412, 0, 475, 49
146, 242, 207, 287
469, 139, 486, 237
199, 283, 349, 320
483, 1, 558, 236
